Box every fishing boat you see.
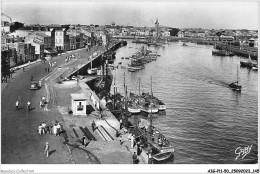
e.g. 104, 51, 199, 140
183, 43, 187, 46
127, 67, 139, 72
87, 60, 98, 74
252, 65, 258, 70
128, 104, 142, 114
252, 64, 258, 70
240, 55, 257, 68
136, 77, 174, 161
139, 127, 175, 161
229, 66, 242, 91
141, 104, 159, 113
142, 92, 166, 111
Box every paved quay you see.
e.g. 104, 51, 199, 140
46, 72, 147, 164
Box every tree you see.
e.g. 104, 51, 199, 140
169, 28, 180, 36
1, 50, 11, 78
10, 22, 24, 33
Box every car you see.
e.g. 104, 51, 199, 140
30, 81, 40, 90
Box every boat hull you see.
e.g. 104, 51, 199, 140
158, 105, 166, 111
142, 107, 159, 113
128, 107, 142, 114
229, 83, 242, 91
152, 151, 173, 161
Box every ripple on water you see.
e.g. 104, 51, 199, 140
113, 41, 258, 164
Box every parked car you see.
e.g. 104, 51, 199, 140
30, 81, 40, 90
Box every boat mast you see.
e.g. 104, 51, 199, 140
237, 65, 239, 84
138, 75, 140, 96
123, 71, 125, 92
149, 76, 153, 136
113, 67, 116, 109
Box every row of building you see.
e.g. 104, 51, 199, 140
1, 24, 104, 67
2, 17, 258, 68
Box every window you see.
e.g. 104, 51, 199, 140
60, 32, 62, 36
60, 39, 62, 43
77, 102, 84, 111
56, 39, 58, 43
56, 33, 57, 36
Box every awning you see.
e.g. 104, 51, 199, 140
44, 48, 57, 54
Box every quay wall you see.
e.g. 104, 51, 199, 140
78, 80, 120, 139
216, 44, 258, 59
69, 40, 126, 78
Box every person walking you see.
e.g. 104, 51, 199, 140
130, 134, 134, 149
46, 124, 50, 134
81, 136, 86, 146
44, 142, 50, 157
119, 136, 123, 145
42, 96, 46, 103
23, 67, 25, 72
40, 100, 43, 109
47, 67, 50, 73
49, 123, 53, 135
27, 100, 31, 111
38, 124, 43, 135
158, 138, 162, 147
30, 75, 33, 81
119, 119, 123, 130
45, 68, 47, 73
137, 141, 141, 156
132, 152, 138, 164
148, 151, 153, 164
42, 122, 47, 134
56, 123, 61, 136
16, 100, 19, 110
53, 124, 57, 136
91, 120, 96, 132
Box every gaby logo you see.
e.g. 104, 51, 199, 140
235, 145, 253, 160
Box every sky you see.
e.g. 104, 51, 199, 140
1, 0, 259, 30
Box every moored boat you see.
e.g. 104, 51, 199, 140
229, 66, 242, 91
240, 55, 257, 68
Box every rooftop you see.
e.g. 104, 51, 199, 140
71, 93, 88, 100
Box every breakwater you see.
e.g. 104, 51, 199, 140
216, 44, 258, 60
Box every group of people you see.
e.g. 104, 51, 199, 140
45, 67, 50, 73
127, 133, 153, 164
15, 100, 31, 111
127, 133, 142, 164
38, 122, 62, 136
65, 55, 75, 63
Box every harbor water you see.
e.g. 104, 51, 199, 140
111, 41, 258, 164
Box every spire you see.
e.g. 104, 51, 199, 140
155, 18, 159, 25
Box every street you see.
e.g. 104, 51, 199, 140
1, 47, 101, 164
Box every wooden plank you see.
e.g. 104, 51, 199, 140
83, 126, 97, 141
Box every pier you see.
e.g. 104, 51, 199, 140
216, 43, 258, 60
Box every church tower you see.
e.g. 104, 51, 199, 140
155, 18, 159, 38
